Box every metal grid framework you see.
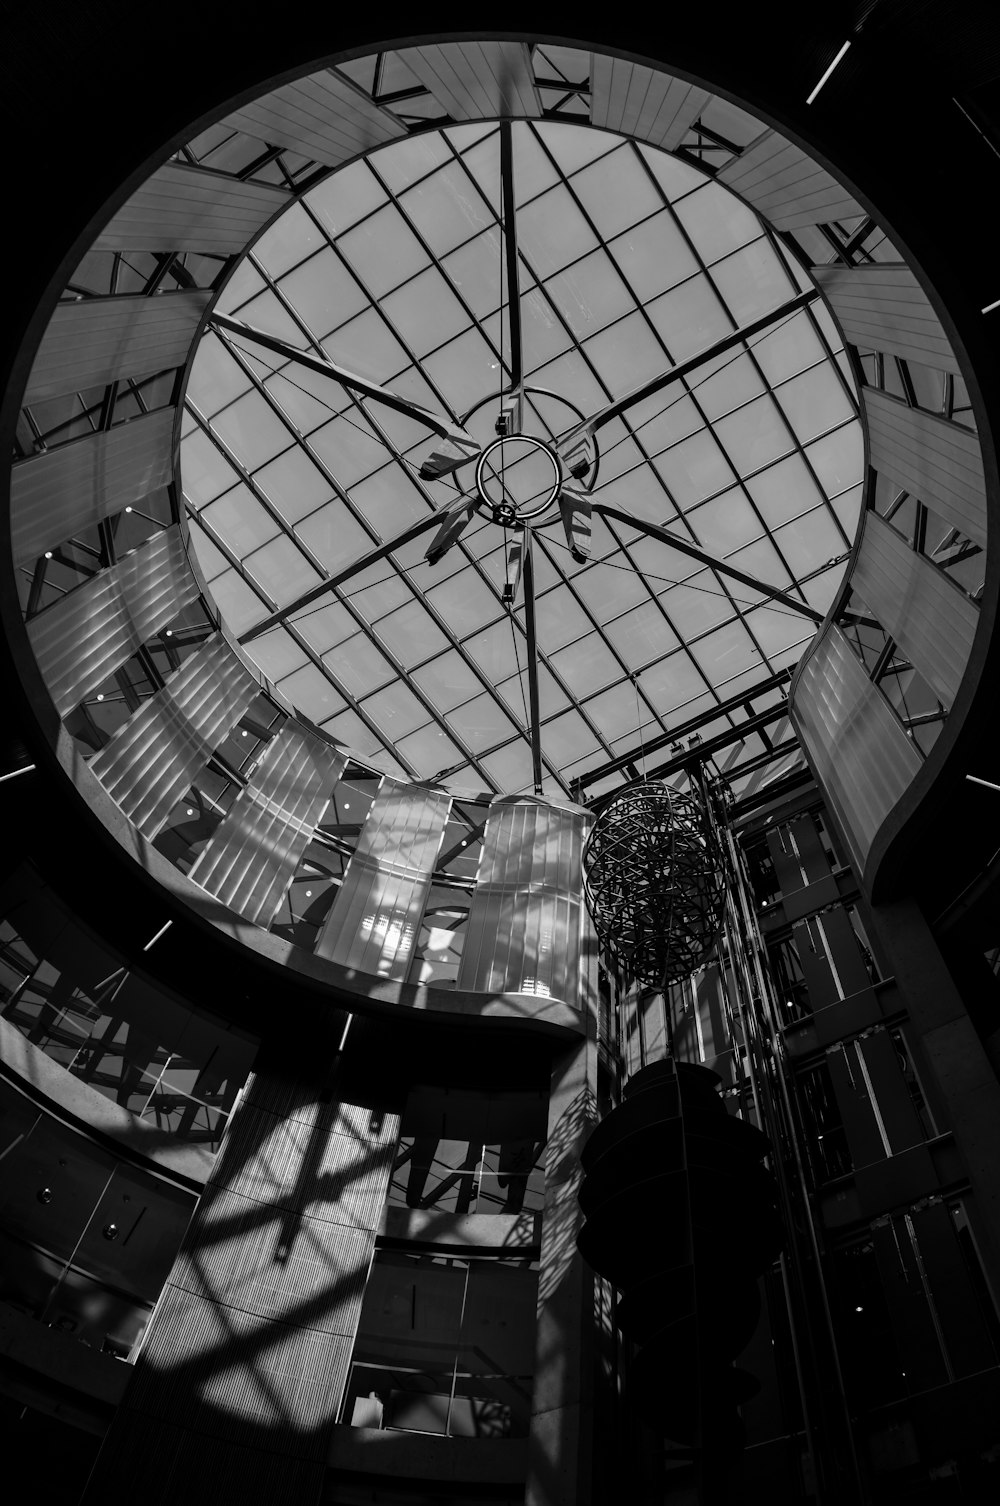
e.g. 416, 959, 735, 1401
6, 35, 987, 973
16, 39, 974, 833
180, 100, 865, 803
583, 780, 725, 986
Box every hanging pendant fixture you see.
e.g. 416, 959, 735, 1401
583, 780, 726, 986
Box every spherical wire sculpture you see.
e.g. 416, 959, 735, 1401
583, 781, 726, 987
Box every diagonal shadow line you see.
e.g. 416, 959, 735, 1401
185, 1163, 394, 1261
176, 1242, 300, 1431
192, 1140, 395, 1249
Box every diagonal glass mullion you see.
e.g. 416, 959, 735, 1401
593, 502, 824, 624
210, 312, 478, 454
186, 402, 330, 580
524, 529, 672, 747
335, 155, 514, 400
202, 296, 516, 787
519, 114, 827, 635
647, 361, 814, 663
232, 223, 572, 788
631, 140, 855, 594
596, 520, 730, 715
511, 127, 774, 725
670, 200, 854, 553
443, 123, 733, 751
769, 229, 861, 421
243, 162, 615, 781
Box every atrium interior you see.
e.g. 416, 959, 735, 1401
2, 14, 1000, 1506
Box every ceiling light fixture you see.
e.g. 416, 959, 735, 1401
807, 40, 851, 104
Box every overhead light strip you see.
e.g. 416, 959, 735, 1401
807, 41, 851, 105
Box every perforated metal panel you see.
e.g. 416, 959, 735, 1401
28, 527, 200, 717
315, 780, 452, 979
10, 408, 175, 566
717, 129, 862, 230
790, 625, 922, 872
222, 70, 405, 167
89, 635, 258, 839
588, 55, 710, 148
25, 291, 211, 403
457, 796, 592, 1007
399, 41, 541, 119
94, 162, 289, 254
813, 265, 959, 373
188, 725, 347, 926
865, 388, 987, 548
851, 512, 979, 707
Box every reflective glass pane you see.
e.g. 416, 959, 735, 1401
337, 204, 429, 296
294, 503, 374, 571
711, 238, 795, 323
672, 182, 761, 261
517, 185, 600, 278
607, 211, 699, 302
309, 160, 387, 237
400, 161, 496, 256
256, 449, 335, 525
208, 569, 266, 636
654, 430, 736, 509
254, 202, 325, 277
201, 487, 278, 558
646, 276, 731, 362
211, 393, 292, 471
243, 536, 322, 604
322, 634, 396, 699
571, 146, 661, 237
361, 682, 431, 740
713, 395, 792, 473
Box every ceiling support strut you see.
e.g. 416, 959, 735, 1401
593, 503, 825, 624
521, 531, 545, 795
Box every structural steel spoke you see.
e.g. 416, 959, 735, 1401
593, 503, 825, 624
556, 289, 819, 459
238, 509, 446, 644
521, 532, 545, 795
499, 119, 523, 393
211, 313, 481, 472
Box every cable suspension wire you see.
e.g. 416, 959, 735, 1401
213, 340, 435, 480
544, 535, 839, 620
632, 673, 647, 780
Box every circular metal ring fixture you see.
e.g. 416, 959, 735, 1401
474, 434, 563, 526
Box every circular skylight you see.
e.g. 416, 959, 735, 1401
182, 118, 862, 798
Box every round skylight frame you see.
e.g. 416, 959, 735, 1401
5, 31, 991, 1007
180, 109, 863, 799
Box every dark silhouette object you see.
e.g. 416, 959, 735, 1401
577, 1059, 784, 1503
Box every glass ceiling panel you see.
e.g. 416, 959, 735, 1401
182, 117, 863, 796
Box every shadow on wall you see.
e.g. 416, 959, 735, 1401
80, 1068, 400, 1502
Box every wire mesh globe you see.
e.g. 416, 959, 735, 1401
583, 781, 726, 986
